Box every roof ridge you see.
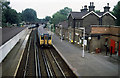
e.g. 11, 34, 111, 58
71, 11, 81, 13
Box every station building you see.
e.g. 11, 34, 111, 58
55, 21, 68, 40
67, 2, 118, 52
55, 2, 120, 55
90, 26, 120, 54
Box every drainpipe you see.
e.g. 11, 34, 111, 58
73, 19, 75, 44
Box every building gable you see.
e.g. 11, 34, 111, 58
68, 13, 74, 20
102, 12, 117, 19
82, 11, 100, 19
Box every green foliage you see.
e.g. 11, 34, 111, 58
95, 10, 100, 12
59, 7, 72, 16
3, 9, 20, 24
113, 1, 120, 26
51, 7, 72, 25
45, 16, 51, 22
0, 2, 2, 27
51, 12, 67, 25
2, 1, 10, 9
2, 1, 38, 27
2, 1, 21, 26
22, 8, 37, 22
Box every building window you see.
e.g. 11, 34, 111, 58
78, 22, 80, 27
75, 22, 78, 28
70, 22, 72, 26
69, 32, 71, 40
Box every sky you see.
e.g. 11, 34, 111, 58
9, 0, 119, 19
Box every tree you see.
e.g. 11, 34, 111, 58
2, 1, 21, 26
2, 1, 10, 9
0, 2, 2, 26
3, 8, 20, 24
51, 12, 66, 25
22, 8, 37, 22
59, 7, 72, 16
51, 7, 72, 25
45, 16, 51, 22
113, 1, 120, 26
2, 1, 10, 26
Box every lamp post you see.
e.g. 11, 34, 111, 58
79, 27, 85, 58
60, 25, 62, 42
88, 37, 91, 52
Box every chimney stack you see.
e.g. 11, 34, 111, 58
104, 3, 110, 12
81, 5, 88, 12
89, 2, 95, 12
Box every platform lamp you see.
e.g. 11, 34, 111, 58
60, 24, 62, 42
79, 27, 85, 58
88, 36, 92, 52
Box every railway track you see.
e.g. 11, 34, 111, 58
16, 30, 37, 77
16, 29, 77, 78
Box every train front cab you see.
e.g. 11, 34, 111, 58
40, 34, 52, 46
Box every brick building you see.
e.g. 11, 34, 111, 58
55, 21, 68, 40
90, 26, 120, 55
67, 2, 116, 44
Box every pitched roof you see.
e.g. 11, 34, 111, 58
69, 12, 88, 19
68, 11, 117, 20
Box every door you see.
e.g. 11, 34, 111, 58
44, 34, 48, 45
110, 39, 115, 54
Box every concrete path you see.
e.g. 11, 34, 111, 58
52, 34, 119, 77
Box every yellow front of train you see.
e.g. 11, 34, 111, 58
40, 34, 52, 46
40, 35, 44, 45
48, 35, 52, 45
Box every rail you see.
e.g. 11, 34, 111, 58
34, 30, 41, 78
23, 31, 32, 78
49, 50, 66, 77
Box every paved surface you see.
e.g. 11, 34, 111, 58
52, 34, 119, 77
1, 27, 26, 46
0, 29, 31, 77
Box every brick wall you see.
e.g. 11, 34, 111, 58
91, 26, 120, 36
90, 26, 120, 52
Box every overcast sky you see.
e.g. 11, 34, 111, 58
9, 0, 119, 19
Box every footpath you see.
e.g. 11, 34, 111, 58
52, 34, 119, 77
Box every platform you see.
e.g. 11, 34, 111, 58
1, 27, 26, 46
0, 28, 31, 77
52, 34, 119, 76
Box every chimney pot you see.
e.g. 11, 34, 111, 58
107, 3, 109, 6
104, 3, 110, 12
92, 2, 94, 6
89, 2, 95, 11
90, 2, 92, 6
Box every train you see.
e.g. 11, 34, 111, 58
37, 26, 52, 46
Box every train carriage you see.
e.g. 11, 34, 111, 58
38, 26, 52, 46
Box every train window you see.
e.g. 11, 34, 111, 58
44, 35, 48, 40
41, 36, 44, 40
49, 36, 51, 40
